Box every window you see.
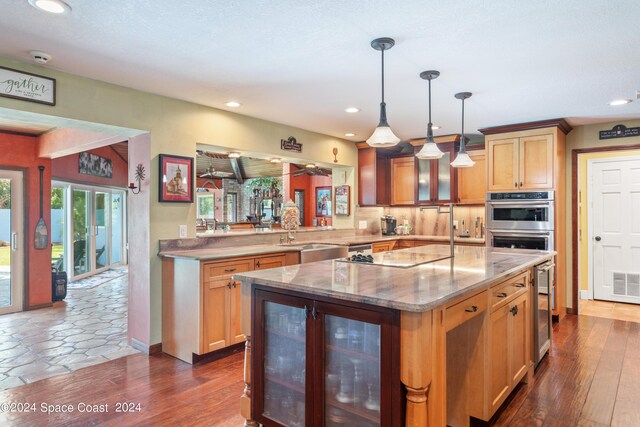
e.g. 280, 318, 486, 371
225, 192, 237, 222
196, 194, 215, 219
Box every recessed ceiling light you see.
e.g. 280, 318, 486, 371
270, 158, 282, 164
28, 0, 71, 14
608, 99, 632, 106
432, 125, 441, 130
345, 133, 356, 137
345, 107, 360, 113
306, 163, 317, 169
227, 152, 240, 158
225, 101, 241, 107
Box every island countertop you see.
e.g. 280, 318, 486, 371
234, 245, 553, 312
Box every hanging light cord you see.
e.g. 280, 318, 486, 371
381, 47, 385, 104
460, 98, 466, 153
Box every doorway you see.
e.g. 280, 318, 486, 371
0, 170, 24, 315
294, 189, 305, 225
588, 156, 640, 304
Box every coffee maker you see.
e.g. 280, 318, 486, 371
380, 215, 397, 235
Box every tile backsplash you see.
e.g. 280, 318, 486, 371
355, 205, 485, 238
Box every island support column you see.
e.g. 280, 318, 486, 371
401, 309, 445, 427
240, 282, 258, 427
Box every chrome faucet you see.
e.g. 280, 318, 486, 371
280, 233, 296, 245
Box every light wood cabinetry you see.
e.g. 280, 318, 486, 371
487, 134, 554, 191
481, 119, 570, 318
162, 251, 300, 363
372, 240, 396, 253
391, 157, 415, 205
457, 149, 486, 204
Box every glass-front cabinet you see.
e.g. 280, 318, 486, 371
416, 141, 457, 204
253, 289, 400, 427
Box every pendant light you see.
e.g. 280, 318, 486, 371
415, 70, 444, 159
451, 92, 475, 168
366, 37, 400, 148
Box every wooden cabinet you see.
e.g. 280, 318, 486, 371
391, 157, 415, 205
457, 149, 486, 204
372, 240, 396, 253
255, 254, 287, 270
202, 278, 232, 353
488, 301, 511, 414
252, 288, 401, 426
487, 134, 554, 191
358, 147, 390, 206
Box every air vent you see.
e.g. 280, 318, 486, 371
612, 272, 640, 297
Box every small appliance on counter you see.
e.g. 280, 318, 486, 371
380, 215, 397, 235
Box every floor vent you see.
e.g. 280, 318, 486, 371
613, 272, 640, 297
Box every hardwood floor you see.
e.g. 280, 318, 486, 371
1, 315, 638, 426
580, 299, 640, 323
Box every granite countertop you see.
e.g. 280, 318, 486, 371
159, 244, 303, 260
234, 245, 552, 312
195, 226, 337, 238
310, 235, 485, 245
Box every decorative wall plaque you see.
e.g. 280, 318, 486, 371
79, 152, 113, 178
0, 66, 56, 106
281, 136, 302, 153
599, 124, 640, 140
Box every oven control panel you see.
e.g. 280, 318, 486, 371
488, 191, 553, 201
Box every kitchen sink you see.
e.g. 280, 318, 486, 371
289, 243, 348, 263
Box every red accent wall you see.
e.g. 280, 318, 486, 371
288, 166, 332, 226
0, 133, 52, 308
52, 145, 128, 187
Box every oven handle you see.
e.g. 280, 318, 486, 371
488, 202, 552, 209
490, 230, 551, 237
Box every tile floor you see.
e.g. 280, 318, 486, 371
0, 271, 138, 391
580, 299, 640, 322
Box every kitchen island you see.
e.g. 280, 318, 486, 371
234, 245, 553, 427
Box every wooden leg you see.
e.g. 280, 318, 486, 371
241, 336, 258, 427
405, 385, 430, 427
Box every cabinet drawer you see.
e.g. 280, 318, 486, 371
203, 259, 253, 281
254, 254, 286, 270
445, 290, 488, 332
490, 272, 528, 311
372, 241, 396, 253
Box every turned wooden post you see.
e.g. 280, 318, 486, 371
241, 335, 258, 427
405, 385, 430, 426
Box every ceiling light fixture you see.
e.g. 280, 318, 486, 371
345, 133, 356, 137
270, 158, 282, 163
415, 70, 444, 159
225, 101, 241, 107
451, 92, 475, 168
227, 152, 240, 158
28, 0, 70, 14
345, 107, 360, 113
366, 37, 400, 148
607, 98, 632, 106
432, 125, 441, 130
306, 163, 317, 169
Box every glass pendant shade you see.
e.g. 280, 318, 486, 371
450, 151, 475, 167
416, 139, 444, 159
367, 124, 400, 147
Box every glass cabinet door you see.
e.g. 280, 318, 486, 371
261, 299, 308, 427
324, 315, 381, 427
437, 151, 452, 202
417, 159, 432, 202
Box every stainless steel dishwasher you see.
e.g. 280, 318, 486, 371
533, 260, 554, 367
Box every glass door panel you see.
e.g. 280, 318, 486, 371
111, 191, 124, 265
73, 189, 91, 276
437, 151, 452, 201
325, 315, 381, 426
94, 191, 110, 270
51, 186, 67, 272
417, 159, 432, 202
0, 171, 24, 314
263, 301, 307, 427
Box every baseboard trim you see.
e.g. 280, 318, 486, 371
192, 342, 245, 365
131, 338, 162, 355
27, 302, 53, 311
580, 290, 590, 300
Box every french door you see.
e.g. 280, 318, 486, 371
53, 182, 127, 280
0, 170, 24, 315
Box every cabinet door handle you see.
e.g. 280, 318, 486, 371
304, 305, 311, 319
311, 306, 318, 320
256, 261, 261, 268
232, 282, 237, 288
519, 181, 523, 188
497, 292, 508, 298
224, 268, 236, 273
226, 281, 231, 289
465, 305, 478, 313
510, 306, 519, 316
515, 283, 525, 288
514, 182, 517, 188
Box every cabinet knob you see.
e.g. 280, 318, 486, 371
227, 282, 231, 289
510, 306, 519, 316
465, 305, 478, 313
232, 282, 237, 288
514, 182, 517, 188
497, 292, 508, 298
256, 261, 261, 268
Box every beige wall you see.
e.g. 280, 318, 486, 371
564, 119, 640, 309
0, 56, 357, 344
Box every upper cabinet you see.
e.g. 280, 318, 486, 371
391, 157, 416, 205
358, 147, 390, 206
486, 135, 553, 191
415, 142, 457, 204
457, 148, 486, 204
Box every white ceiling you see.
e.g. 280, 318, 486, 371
1, 0, 639, 141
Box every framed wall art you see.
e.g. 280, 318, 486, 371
316, 186, 332, 218
79, 152, 113, 178
0, 66, 56, 106
159, 154, 194, 203
334, 185, 350, 216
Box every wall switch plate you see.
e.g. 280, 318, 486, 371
179, 225, 187, 238
358, 220, 367, 230
453, 220, 459, 229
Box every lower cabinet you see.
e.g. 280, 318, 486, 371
252, 288, 401, 427
372, 241, 396, 253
